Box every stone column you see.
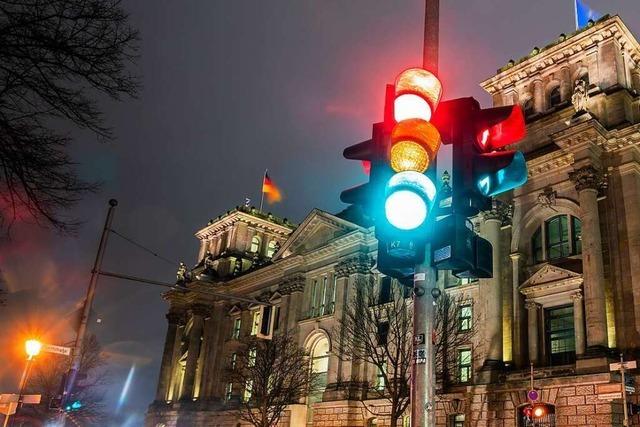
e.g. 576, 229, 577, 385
202, 302, 225, 399
572, 291, 586, 357
481, 205, 507, 367
526, 301, 540, 365
510, 253, 525, 368
560, 66, 572, 101
180, 304, 207, 401
328, 262, 351, 387
155, 311, 184, 401
569, 166, 608, 350
345, 254, 373, 388
280, 274, 305, 332
533, 78, 545, 113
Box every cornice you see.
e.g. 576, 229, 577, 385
527, 152, 574, 179
195, 211, 294, 240
480, 16, 640, 94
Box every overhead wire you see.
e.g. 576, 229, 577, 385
108, 228, 179, 266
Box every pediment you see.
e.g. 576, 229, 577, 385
228, 304, 242, 316
520, 264, 582, 290
272, 209, 365, 260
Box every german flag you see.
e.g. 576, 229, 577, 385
262, 172, 282, 204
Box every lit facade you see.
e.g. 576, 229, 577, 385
147, 15, 640, 427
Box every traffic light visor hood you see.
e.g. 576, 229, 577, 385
394, 68, 442, 121
476, 105, 526, 150
384, 171, 436, 230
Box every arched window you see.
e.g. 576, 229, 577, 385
548, 86, 561, 107
250, 235, 261, 253
266, 240, 277, 258
307, 336, 330, 423
523, 98, 535, 117
530, 215, 582, 262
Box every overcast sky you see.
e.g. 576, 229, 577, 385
1, 0, 639, 423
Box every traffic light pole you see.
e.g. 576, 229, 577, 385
411, 1, 439, 426
411, 248, 438, 427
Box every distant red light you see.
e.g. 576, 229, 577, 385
361, 160, 371, 175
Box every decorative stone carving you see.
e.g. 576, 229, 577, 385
166, 310, 186, 325
524, 300, 540, 310
570, 291, 583, 301
483, 199, 513, 226
279, 274, 306, 294
190, 304, 211, 318
571, 79, 589, 112
176, 262, 190, 285
335, 254, 373, 278
537, 186, 558, 210
569, 166, 606, 192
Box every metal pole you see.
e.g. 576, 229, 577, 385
61, 199, 118, 414
412, 248, 437, 427
411, 1, 439, 426
621, 353, 629, 427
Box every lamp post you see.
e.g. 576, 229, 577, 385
3, 339, 41, 427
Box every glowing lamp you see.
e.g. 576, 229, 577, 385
25, 339, 42, 359
475, 105, 525, 150
533, 406, 545, 418
476, 151, 528, 197
395, 68, 442, 118
390, 119, 441, 173
384, 171, 436, 230
394, 94, 432, 122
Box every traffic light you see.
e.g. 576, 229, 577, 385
522, 403, 553, 420
432, 97, 527, 216
341, 68, 442, 279
430, 97, 527, 278
65, 400, 83, 412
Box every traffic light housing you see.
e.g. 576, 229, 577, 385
340, 69, 443, 280
430, 97, 527, 278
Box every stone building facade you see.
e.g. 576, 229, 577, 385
146, 15, 640, 427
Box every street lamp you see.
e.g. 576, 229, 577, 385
25, 339, 42, 360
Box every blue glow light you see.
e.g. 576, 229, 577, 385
385, 190, 428, 230
476, 152, 527, 197
116, 365, 136, 414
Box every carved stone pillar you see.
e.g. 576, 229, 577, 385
479, 201, 511, 378
279, 274, 306, 332
533, 78, 545, 112
155, 311, 184, 401
569, 166, 608, 350
560, 66, 572, 101
180, 304, 208, 400
201, 302, 225, 400
510, 253, 525, 368
525, 301, 540, 365
572, 291, 586, 357
327, 263, 350, 387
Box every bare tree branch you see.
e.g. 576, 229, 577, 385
0, 0, 139, 233
224, 332, 319, 427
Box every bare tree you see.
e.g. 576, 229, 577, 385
22, 334, 108, 425
0, 0, 139, 232
334, 276, 478, 426
225, 332, 318, 427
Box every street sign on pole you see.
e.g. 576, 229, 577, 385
598, 392, 623, 401
610, 360, 637, 371
42, 344, 71, 356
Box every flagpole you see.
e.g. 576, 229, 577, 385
259, 169, 267, 212
574, 0, 579, 30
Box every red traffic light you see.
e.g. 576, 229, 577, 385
475, 105, 525, 151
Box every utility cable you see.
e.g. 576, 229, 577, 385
108, 228, 178, 266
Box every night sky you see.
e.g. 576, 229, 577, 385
1, 1, 639, 424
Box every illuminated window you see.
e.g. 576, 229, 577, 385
402, 416, 410, 427
451, 414, 465, 427
459, 304, 472, 332
225, 383, 233, 401
548, 86, 561, 107
230, 352, 237, 369
531, 215, 582, 262
545, 305, 576, 365
457, 349, 472, 383
248, 348, 256, 367
250, 235, 261, 253
375, 362, 387, 391
243, 380, 253, 402
251, 311, 261, 336
232, 318, 241, 339
546, 215, 569, 259
309, 276, 334, 317
266, 240, 277, 258
311, 337, 329, 387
